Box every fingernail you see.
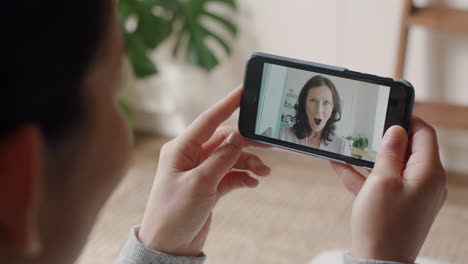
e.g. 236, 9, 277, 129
383, 126, 404, 143
225, 132, 243, 146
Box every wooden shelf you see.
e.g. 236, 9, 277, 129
413, 102, 468, 129
410, 7, 468, 32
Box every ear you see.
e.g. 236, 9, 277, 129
0, 124, 43, 257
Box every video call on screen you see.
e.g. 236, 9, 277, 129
255, 63, 390, 162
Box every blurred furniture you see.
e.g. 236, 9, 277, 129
395, 0, 468, 129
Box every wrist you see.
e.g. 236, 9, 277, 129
350, 244, 416, 263
137, 225, 202, 257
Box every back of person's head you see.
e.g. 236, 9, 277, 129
1, 1, 131, 263
3, 1, 109, 144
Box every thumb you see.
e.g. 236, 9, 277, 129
373, 126, 408, 178
194, 132, 244, 187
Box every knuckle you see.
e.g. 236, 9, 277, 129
380, 151, 405, 167
434, 172, 448, 192
415, 167, 447, 193
441, 188, 448, 202
185, 171, 210, 190
437, 169, 448, 188
160, 141, 171, 153
213, 151, 233, 165
424, 124, 438, 139
435, 187, 448, 211
372, 175, 403, 194
160, 140, 176, 158
215, 142, 241, 158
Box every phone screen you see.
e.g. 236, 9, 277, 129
255, 63, 391, 162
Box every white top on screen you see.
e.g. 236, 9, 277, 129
279, 126, 351, 156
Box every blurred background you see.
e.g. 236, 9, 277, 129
78, 0, 468, 263
121, 0, 468, 172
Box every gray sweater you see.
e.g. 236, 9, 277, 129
115, 226, 411, 264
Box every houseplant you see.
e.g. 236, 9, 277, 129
118, 0, 238, 78
345, 136, 369, 150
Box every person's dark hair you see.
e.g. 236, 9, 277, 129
3, 1, 112, 145
293, 75, 342, 144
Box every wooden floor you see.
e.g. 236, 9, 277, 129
77, 135, 468, 264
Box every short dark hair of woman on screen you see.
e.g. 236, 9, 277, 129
279, 75, 351, 156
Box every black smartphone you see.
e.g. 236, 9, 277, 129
239, 52, 414, 169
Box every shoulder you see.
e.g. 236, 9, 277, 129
330, 135, 349, 149
332, 135, 351, 156
332, 135, 347, 146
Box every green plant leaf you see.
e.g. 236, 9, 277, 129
119, 99, 135, 144
186, 33, 219, 70
173, 0, 237, 70
171, 26, 185, 57
119, 0, 238, 78
202, 0, 237, 9
135, 9, 171, 49
119, 99, 133, 123
202, 11, 238, 36
125, 33, 158, 78
119, 0, 138, 21
202, 26, 231, 54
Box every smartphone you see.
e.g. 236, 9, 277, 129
239, 52, 414, 169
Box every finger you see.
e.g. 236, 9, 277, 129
217, 171, 259, 197
202, 126, 271, 155
194, 132, 244, 186
403, 117, 447, 194
373, 125, 408, 179
329, 161, 366, 196
438, 187, 448, 211
180, 86, 242, 147
233, 151, 271, 177
406, 116, 441, 167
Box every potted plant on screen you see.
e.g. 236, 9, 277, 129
345, 136, 369, 159
118, 0, 239, 136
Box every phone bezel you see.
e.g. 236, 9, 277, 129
239, 52, 415, 168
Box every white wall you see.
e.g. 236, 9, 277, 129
256, 64, 288, 138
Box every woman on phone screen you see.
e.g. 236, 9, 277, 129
279, 75, 351, 156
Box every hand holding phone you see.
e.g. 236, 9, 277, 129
138, 87, 270, 257
239, 52, 414, 168
332, 117, 447, 262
